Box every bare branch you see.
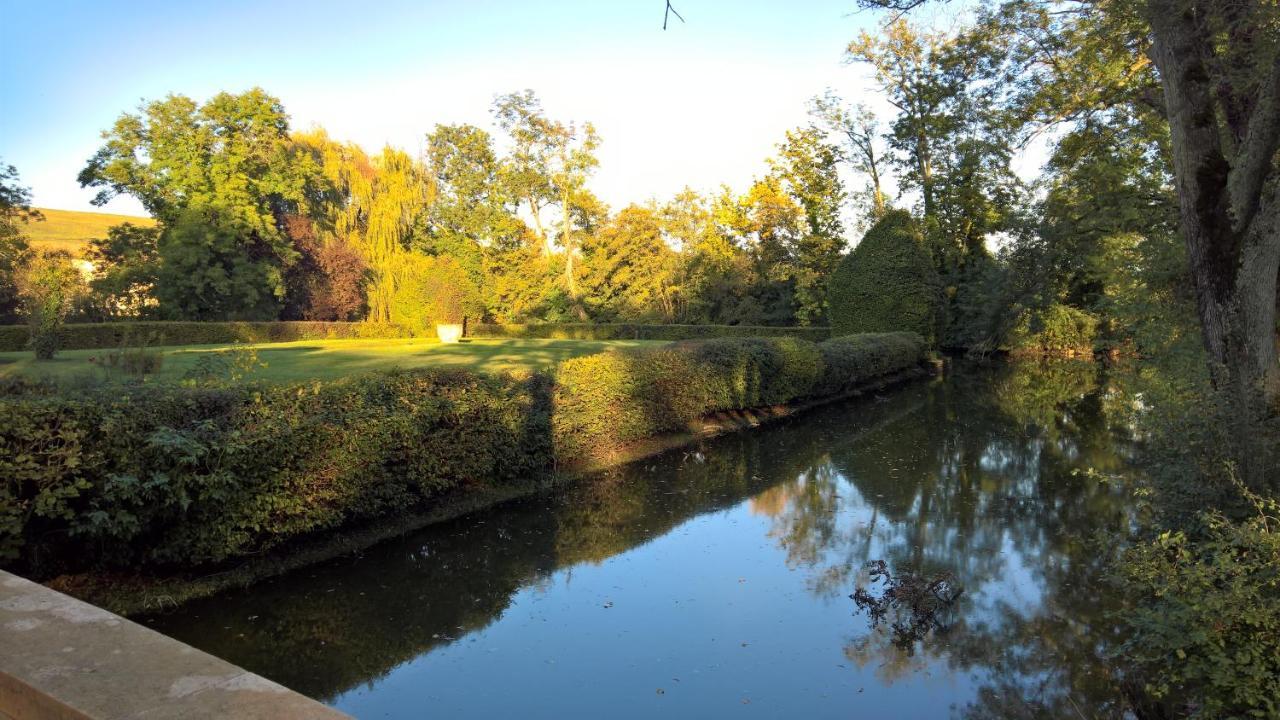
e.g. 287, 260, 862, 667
663, 1, 685, 31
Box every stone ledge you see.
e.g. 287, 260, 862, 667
0, 571, 349, 719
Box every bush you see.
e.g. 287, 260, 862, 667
0, 320, 412, 352
1, 369, 553, 570
1117, 502, 1280, 718
470, 322, 831, 342
827, 211, 943, 344
552, 332, 926, 458
1005, 303, 1098, 358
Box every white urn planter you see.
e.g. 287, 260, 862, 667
436, 323, 464, 343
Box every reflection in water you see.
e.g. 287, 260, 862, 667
145, 361, 1138, 718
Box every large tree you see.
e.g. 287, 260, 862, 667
0, 162, 39, 323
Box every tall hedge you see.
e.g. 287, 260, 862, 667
1, 332, 925, 575
0, 321, 411, 352
827, 210, 942, 343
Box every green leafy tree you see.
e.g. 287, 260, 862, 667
85, 223, 161, 318
78, 89, 316, 318
154, 208, 282, 320
580, 205, 681, 321
0, 162, 39, 323
769, 127, 847, 325
492, 90, 601, 299
809, 90, 888, 219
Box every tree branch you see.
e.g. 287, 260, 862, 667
663, 1, 685, 30
1230, 49, 1280, 234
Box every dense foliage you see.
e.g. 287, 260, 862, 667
469, 322, 830, 342
827, 211, 941, 342
0, 332, 924, 573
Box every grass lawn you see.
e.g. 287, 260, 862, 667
0, 337, 664, 385
27, 208, 157, 257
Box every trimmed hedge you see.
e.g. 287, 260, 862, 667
0, 321, 412, 352
1, 331, 924, 575
2, 370, 552, 571
552, 332, 927, 457
469, 322, 831, 342
827, 210, 943, 343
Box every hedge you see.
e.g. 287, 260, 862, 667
2, 370, 552, 572
468, 322, 831, 342
827, 210, 943, 343
0, 321, 412, 352
1, 331, 924, 576
552, 332, 927, 458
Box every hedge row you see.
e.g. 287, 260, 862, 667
552, 332, 927, 457
1, 332, 924, 575
469, 322, 832, 342
0, 321, 412, 352
2, 370, 552, 572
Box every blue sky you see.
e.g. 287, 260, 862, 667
1, 0, 973, 217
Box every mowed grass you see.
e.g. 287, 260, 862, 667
26, 208, 156, 257
0, 337, 665, 385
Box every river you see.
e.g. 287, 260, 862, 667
144, 361, 1140, 718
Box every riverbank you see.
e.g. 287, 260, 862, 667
3, 333, 929, 615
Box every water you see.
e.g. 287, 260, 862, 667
145, 362, 1140, 718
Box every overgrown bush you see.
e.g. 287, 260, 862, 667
89, 331, 165, 378
552, 332, 926, 458
470, 322, 831, 342
1116, 489, 1280, 718
1005, 303, 1099, 358
827, 211, 943, 343
0, 320, 412, 352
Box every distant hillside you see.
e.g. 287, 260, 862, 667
25, 208, 156, 257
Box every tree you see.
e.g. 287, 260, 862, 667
17, 251, 83, 359
78, 89, 316, 317
580, 205, 681, 321
85, 223, 161, 318
809, 90, 889, 218
153, 208, 282, 320
0, 162, 39, 323
769, 127, 848, 325
492, 91, 601, 299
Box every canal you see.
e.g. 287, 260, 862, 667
145, 361, 1139, 718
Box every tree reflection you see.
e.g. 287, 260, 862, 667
144, 362, 1140, 716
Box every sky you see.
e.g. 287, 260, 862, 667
1, 0, 978, 219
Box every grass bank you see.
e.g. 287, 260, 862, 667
2, 333, 929, 614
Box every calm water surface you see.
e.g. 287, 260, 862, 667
146, 362, 1140, 718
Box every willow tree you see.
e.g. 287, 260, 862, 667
292, 131, 430, 324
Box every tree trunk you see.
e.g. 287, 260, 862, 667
1145, 0, 1280, 483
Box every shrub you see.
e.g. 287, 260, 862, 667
17, 251, 84, 360
552, 332, 925, 458
1117, 500, 1280, 718
1005, 303, 1099, 358
89, 330, 165, 378
0, 320, 412, 352
1, 369, 553, 570
827, 211, 943, 344
470, 322, 831, 342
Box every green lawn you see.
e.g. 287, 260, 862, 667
0, 337, 664, 385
